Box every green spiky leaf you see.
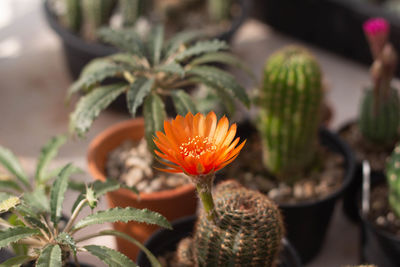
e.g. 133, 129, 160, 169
55, 232, 77, 256
67, 59, 128, 99
171, 89, 198, 115
36, 244, 62, 267
0, 255, 33, 267
108, 53, 143, 67
25, 216, 49, 234
98, 28, 144, 56
0, 180, 23, 193
35, 135, 67, 183
155, 62, 185, 77
0, 146, 29, 189
0, 196, 20, 213
50, 164, 75, 225
127, 77, 154, 117
188, 66, 250, 107
85, 245, 137, 267
23, 187, 49, 213
0, 227, 40, 248
189, 51, 256, 80
72, 207, 172, 231
175, 40, 228, 61
147, 25, 164, 66
42, 164, 83, 185
143, 93, 166, 153
98, 230, 161, 267
70, 83, 127, 136
164, 30, 204, 58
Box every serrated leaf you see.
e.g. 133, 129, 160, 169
188, 66, 250, 107
189, 51, 256, 80
171, 89, 198, 115
0, 227, 40, 248
108, 53, 142, 67
67, 59, 127, 99
155, 62, 185, 77
35, 135, 67, 183
147, 25, 164, 66
0, 196, 20, 213
23, 187, 49, 213
174, 40, 228, 62
99, 230, 161, 267
143, 94, 166, 153
98, 28, 144, 56
50, 164, 75, 225
69, 83, 127, 136
25, 216, 49, 234
72, 207, 172, 231
0, 146, 29, 189
0, 180, 22, 193
42, 165, 83, 185
55, 232, 77, 256
127, 77, 154, 117
0, 255, 32, 267
85, 245, 137, 267
36, 244, 62, 267
164, 30, 204, 58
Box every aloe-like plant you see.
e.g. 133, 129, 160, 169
0, 137, 171, 267
68, 26, 250, 151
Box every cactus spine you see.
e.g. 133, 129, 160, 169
175, 180, 284, 267
359, 18, 400, 146
258, 46, 323, 182
207, 0, 232, 22
385, 144, 400, 218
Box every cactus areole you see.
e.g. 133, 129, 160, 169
258, 45, 323, 182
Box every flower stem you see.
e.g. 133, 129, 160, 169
195, 174, 217, 224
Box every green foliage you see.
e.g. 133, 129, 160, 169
69, 26, 250, 153
174, 180, 284, 267
0, 138, 168, 266
257, 45, 323, 182
385, 143, 400, 218
359, 88, 400, 146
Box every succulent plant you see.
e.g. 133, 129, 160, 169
175, 180, 284, 267
385, 143, 400, 218
207, 0, 233, 22
359, 18, 400, 146
256, 45, 323, 182
68, 26, 249, 152
0, 137, 171, 266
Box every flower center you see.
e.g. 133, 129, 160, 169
179, 136, 216, 159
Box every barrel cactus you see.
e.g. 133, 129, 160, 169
82, 0, 117, 40
257, 45, 323, 182
359, 18, 400, 146
175, 180, 284, 267
385, 143, 400, 218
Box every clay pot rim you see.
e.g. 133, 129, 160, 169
87, 118, 195, 201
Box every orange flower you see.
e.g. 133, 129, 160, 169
153, 112, 245, 176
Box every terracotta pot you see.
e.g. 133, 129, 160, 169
87, 118, 197, 260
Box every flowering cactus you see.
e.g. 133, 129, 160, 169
359, 18, 400, 146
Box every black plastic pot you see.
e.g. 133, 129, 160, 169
43, 0, 250, 80
254, 0, 400, 78
233, 121, 355, 263
359, 175, 400, 267
137, 215, 302, 267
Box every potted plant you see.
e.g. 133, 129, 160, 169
339, 17, 400, 223
358, 143, 400, 267
0, 137, 170, 266
136, 111, 301, 267
221, 45, 355, 263
43, 0, 250, 79
68, 25, 250, 259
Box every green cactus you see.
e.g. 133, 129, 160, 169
385, 143, 400, 218
257, 45, 323, 182
82, 0, 117, 40
359, 87, 400, 146
175, 180, 284, 267
120, 0, 143, 27
207, 0, 232, 22
63, 0, 81, 32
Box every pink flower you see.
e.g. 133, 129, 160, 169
363, 18, 390, 59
